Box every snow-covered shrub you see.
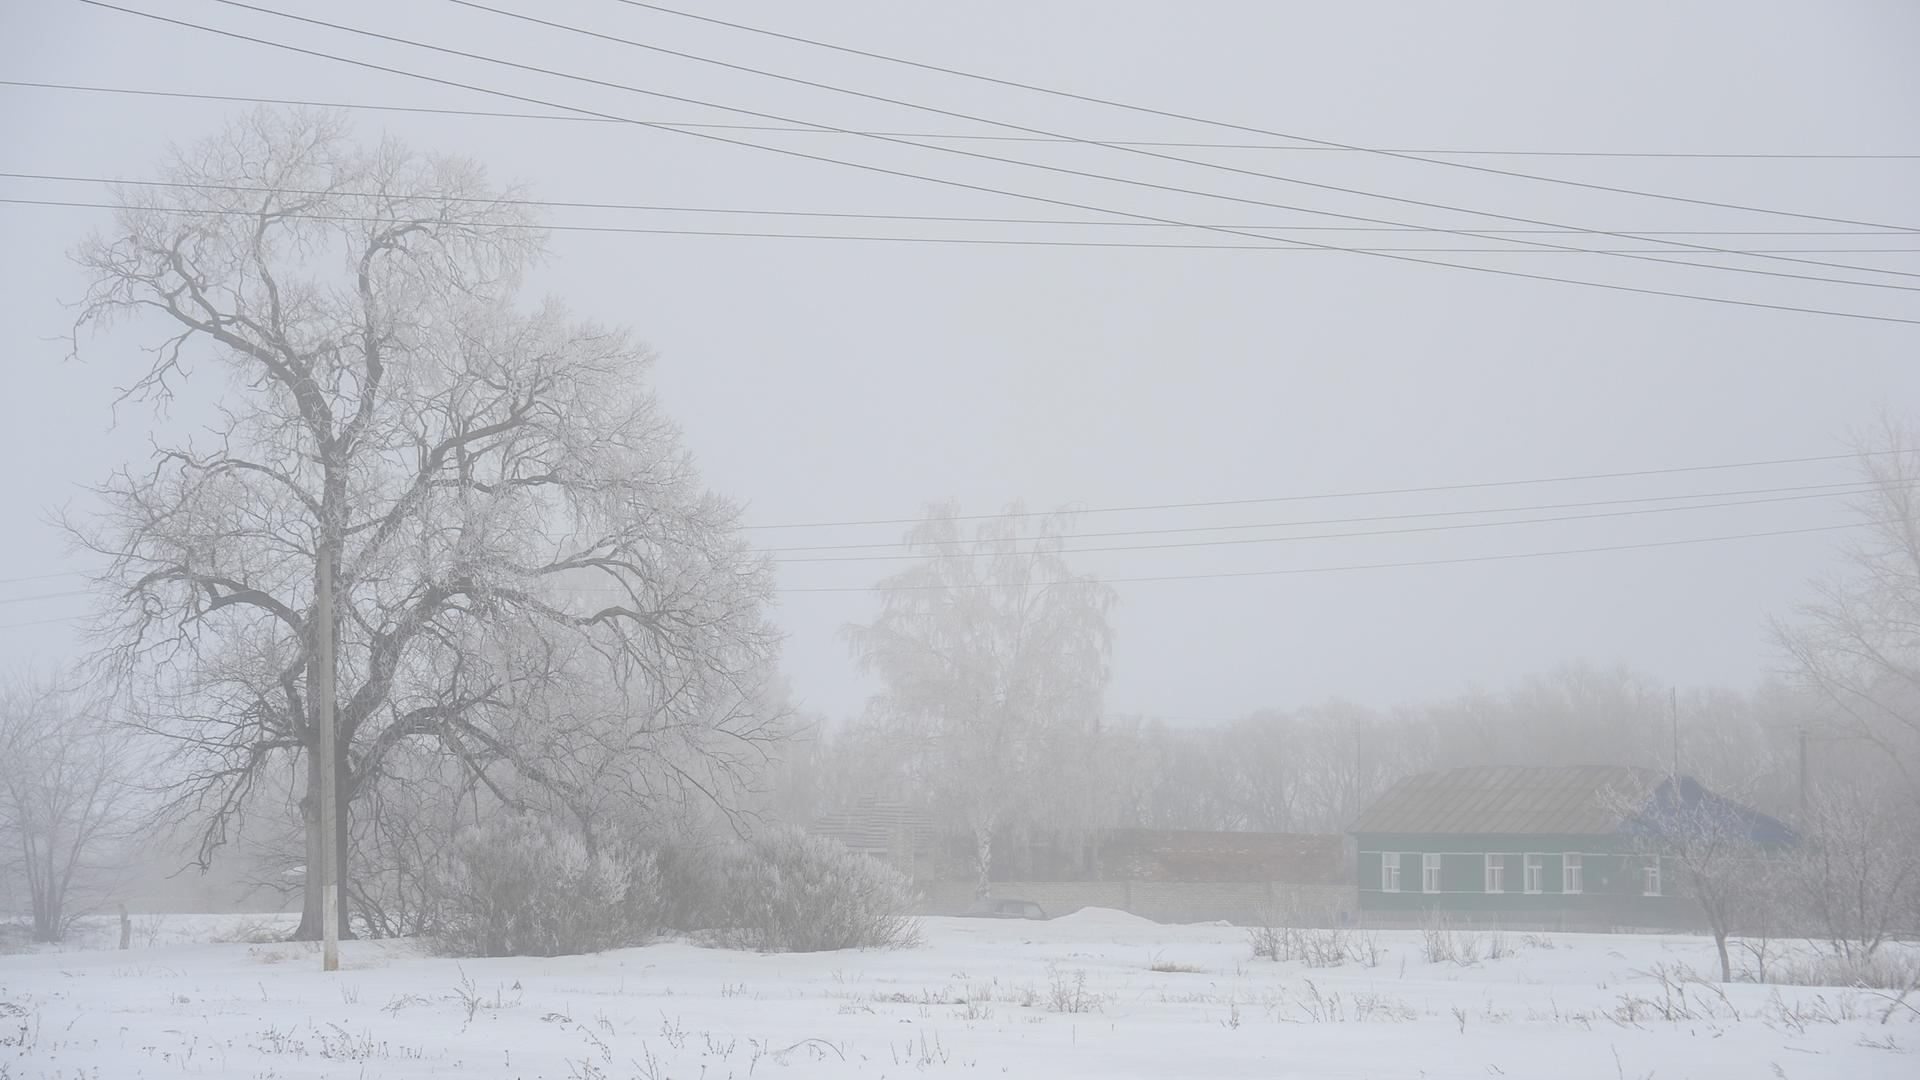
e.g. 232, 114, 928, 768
717, 827, 919, 952
348, 748, 463, 940
650, 837, 725, 934
428, 815, 652, 957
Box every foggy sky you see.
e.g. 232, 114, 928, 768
4, 0, 1918, 725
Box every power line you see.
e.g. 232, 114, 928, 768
769, 486, 1878, 564
0, 614, 87, 631
13, 170, 1917, 238
429, 0, 1920, 291
770, 521, 1871, 593
742, 449, 1911, 530
0, 478, 1888, 591
0, 569, 95, 586
617, 0, 1920, 232
78, 4, 1919, 325
17, 193, 1920, 255
10, 79, 1918, 160
1, 519, 1871, 609
756, 478, 1889, 553
0, 589, 95, 607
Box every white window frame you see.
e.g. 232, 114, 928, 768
1642, 858, 1661, 897
1523, 852, 1544, 894
1381, 851, 1401, 893
1422, 853, 1442, 894
1484, 853, 1505, 894
1562, 852, 1583, 894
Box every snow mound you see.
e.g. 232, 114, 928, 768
1051, 906, 1161, 929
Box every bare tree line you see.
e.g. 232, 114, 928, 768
790, 428, 1920, 965
0, 669, 145, 942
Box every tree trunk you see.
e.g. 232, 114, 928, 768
333, 733, 353, 940
973, 827, 994, 900
1713, 929, 1732, 983
293, 752, 325, 940
34, 835, 60, 942
291, 748, 352, 941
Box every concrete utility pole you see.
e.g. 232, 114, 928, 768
317, 545, 339, 973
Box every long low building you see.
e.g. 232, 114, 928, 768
1350, 765, 1792, 929
808, 797, 1352, 924
917, 828, 1353, 925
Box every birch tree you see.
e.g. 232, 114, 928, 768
1776, 424, 1920, 799
67, 111, 782, 939
844, 505, 1113, 896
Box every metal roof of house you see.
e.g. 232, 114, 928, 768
1350, 765, 1670, 836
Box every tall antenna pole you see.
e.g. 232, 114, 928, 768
1798, 727, 1809, 819
1669, 686, 1680, 778
317, 544, 339, 973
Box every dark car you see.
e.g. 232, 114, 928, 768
963, 897, 1049, 920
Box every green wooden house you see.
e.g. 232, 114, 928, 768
1351, 765, 1790, 928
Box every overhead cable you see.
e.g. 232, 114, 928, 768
73, 1, 1920, 324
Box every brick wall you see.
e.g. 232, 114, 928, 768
1099, 830, 1348, 885
916, 880, 1356, 926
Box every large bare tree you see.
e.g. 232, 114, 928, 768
68, 111, 782, 938
844, 505, 1113, 896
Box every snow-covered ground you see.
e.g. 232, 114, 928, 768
1, 909, 1911, 1078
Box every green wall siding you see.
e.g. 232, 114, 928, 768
1354, 833, 1674, 920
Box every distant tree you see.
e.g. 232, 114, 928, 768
1287, 702, 1434, 832
1092, 703, 1436, 835
0, 670, 144, 942
1609, 777, 1787, 983
68, 111, 781, 939
1785, 781, 1920, 963
1776, 423, 1920, 801
1096, 718, 1232, 832
1206, 712, 1304, 832
1093, 669, 1801, 838
844, 505, 1113, 896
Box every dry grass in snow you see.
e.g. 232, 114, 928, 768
1, 907, 1914, 1078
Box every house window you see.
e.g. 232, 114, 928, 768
1523, 853, 1544, 894
1563, 852, 1584, 894
1643, 859, 1661, 897
1423, 853, 1442, 893
1484, 853, 1505, 893
1381, 852, 1401, 893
